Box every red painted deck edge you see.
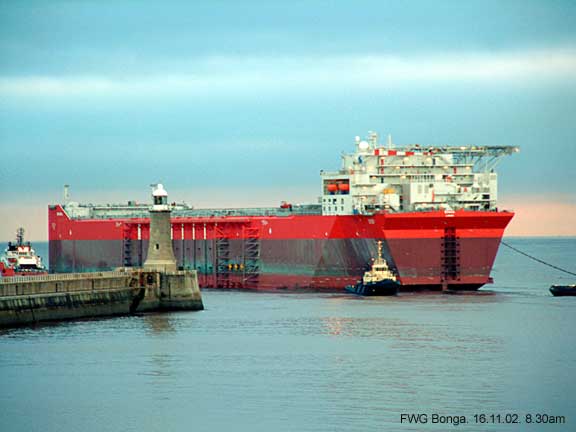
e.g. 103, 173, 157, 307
49, 205, 514, 241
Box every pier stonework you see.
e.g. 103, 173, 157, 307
0, 269, 203, 327
0, 184, 203, 328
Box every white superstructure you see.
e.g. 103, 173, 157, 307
1, 228, 46, 273
321, 132, 519, 215
363, 241, 397, 285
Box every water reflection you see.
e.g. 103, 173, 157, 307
141, 354, 176, 378
143, 313, 176, 334
1, 269, 575, 432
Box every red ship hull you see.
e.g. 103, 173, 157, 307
48, 205, 513, 291
0, 265, 48, 277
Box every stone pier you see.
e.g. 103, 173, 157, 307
0, 183, 204, 328
0, 269, 203, 328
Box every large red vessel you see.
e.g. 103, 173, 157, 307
49, 132, 517, 291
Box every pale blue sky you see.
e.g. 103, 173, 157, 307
1, 0, 575, 238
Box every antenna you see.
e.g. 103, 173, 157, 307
64, 184, 70, 203
16, 227, 24, 245
368, 131, 378, 147
387, 134, 393, 149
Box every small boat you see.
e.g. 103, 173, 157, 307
550, 285, 576, 297
0, 228, 47, 277
346, 241, 399, 296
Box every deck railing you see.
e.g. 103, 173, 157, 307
0, 271, 132, 297
64, 205, 323, 220
0, 271, 129, 285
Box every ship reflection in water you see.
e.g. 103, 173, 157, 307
143, 313, 176, 334
1, 238, 575, 432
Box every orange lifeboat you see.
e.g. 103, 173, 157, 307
327, 184, 338, 193
338, 183, 350, 192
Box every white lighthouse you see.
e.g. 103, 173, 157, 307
143, 184, 177, 272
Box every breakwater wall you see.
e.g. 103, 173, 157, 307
0, 270, 203, 327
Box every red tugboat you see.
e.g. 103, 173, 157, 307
48, 132, 517, 292
1, 228, 47, 277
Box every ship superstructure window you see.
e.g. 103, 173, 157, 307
155, 243, 159, 250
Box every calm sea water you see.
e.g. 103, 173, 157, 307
1, 238, 575, 432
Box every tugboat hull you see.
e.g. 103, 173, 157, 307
550, 285, 576, 297
346, 280, 399, 296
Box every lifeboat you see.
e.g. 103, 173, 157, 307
338, 183, 350, 192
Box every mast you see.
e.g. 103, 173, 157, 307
16, 228, 24, 246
